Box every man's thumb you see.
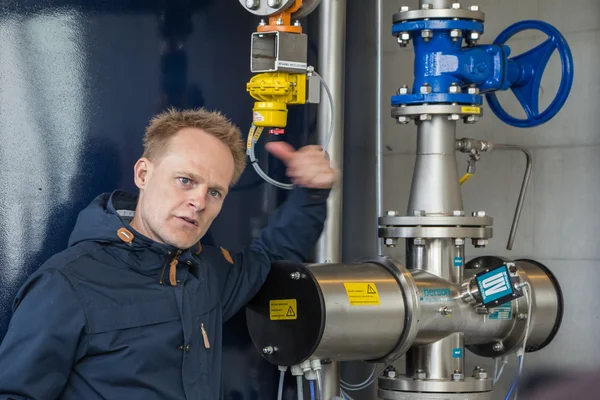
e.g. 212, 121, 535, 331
265, 141, 296, 164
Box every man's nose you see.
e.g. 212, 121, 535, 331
189, 186, 207, 211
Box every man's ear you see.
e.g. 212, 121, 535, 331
134, 157, 152, 190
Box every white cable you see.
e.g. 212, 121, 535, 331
315, 369, 323, 400
297, 375, 304, 400
513, 282, 533, 400
493, 358, 499, 383
248, 125, 295, 190
520, 282, 533, 365
340, 366, 376, 390
278, 369, 285, 400
312, 71, 335, 152
340, 364, 388, 392
494, 356, 508, 384
247, 68, 335, 191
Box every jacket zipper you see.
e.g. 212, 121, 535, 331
201, 323, 210, 348
159, 249, 182, 285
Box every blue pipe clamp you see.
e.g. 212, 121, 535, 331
392, 17, 574, 128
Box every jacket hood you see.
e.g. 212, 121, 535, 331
68, 190, 195, 256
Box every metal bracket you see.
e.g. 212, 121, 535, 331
251, 31, 308, 73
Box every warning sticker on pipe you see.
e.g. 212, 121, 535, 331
461, 106, 481, 114
343, 282, 381, 306
269, 299, 297, 320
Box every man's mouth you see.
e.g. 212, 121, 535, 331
177, 216, 198, 226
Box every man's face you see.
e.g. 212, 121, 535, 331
132, 128, 235, 249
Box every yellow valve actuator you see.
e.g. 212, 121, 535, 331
246, 72, 307, 128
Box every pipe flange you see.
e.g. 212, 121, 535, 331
379, 215, 493, 227
379, 226, 492, 239
291, 0, 321, 19
356, 256, 421, 364
392, 104, 483, 120
379, 390, 492, 400
239, 0, 297, 16
379, 376, 493, 393
393, 8, 485, 24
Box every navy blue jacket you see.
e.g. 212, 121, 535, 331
0, 187, 328, 399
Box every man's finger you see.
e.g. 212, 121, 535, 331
265, 141, 296, 165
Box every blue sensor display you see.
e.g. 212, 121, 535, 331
475, 266, 514, 306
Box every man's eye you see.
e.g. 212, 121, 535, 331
209, 190, 220, 198
179, 178, 192, 185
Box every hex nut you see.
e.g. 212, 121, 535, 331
452, 371, 464, 381
450, 29, 462, 39
473, 239, 488, 247
385, 238, 398, 247
465, 115, 480, 124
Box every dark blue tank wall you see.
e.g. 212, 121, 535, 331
0, 0, 310, 398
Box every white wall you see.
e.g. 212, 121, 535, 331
343, 0, 600, 398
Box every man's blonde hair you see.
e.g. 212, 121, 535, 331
143, 108, 247, 185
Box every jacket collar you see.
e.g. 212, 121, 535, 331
69, 190, 203, 278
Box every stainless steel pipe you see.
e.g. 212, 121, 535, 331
407, 117, 463, 216
316, 0, 347, 397
316, 0, 346, 266
246, 258, 562, 365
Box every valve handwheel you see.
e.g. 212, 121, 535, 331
486, 20, 574, 128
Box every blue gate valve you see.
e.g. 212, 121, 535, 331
485, 20, 574, 128
392, 16, 574, 128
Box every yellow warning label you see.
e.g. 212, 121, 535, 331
269, 299, 297, 320
461, 106, 481, 114
343, 283, 381, 306
253, 126, 263, 142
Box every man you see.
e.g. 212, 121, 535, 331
0, 108, 337, 399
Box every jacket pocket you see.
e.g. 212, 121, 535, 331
193, 310, 217, 375
84, 299, 184, 380
88, 299, 181, 334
